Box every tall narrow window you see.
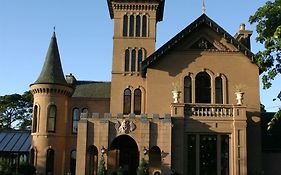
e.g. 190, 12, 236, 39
32, 105, 38, 133
137, 49, 143, 72
184, 76, 192, 103
125, 49, 130, 72
129, 15, 134, 37
72, 108, 80, 134
70, 150, 77, 175
136, 15, 141, 37
123, 88, 131, 114
30, 148, 35, 166
215, 77, 223, 104
47, 105, 56, 132
195, 72, 211, 103
46, 149, 54, 175
142, 15, 147, 37
123, 15, 128, 36
134, 89, 142, 115
131, 49, 136, 72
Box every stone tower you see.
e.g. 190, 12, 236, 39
30, 32, 74, 175
107, 0, 165, 114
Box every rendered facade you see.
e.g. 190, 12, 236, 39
29, 0, 270, 175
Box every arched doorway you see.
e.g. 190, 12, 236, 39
108, 135, 139, 175
149, 146, 161, 175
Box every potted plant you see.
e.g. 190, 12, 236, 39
172, 81, 181, 103
234, 84, 245, 105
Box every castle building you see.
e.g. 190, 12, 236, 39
29, 0, 267, 174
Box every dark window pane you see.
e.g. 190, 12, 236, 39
187, 135, 196, 175
125, 49, 130, 72
134, 89, 141, 115
30, 148, 35, 165
123, 88, 131, 114
136, 15, 141, 37
200, 135, 217, 175
137, 49, 143, 72
195, 72, 211, 103
215, 77, 223, 104
46, 149, 54, 175
131, 49, 136, 72
123, 15, 128, 36
72, 108, 80, 134
221, 135, 229, 175
129, 15, 134, 37
184, 76, 192, 103
32, 105, 38, 133
142, 15, 147, 37
70, 150, 77, 175
47, 105, 56, 132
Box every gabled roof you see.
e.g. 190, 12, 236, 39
107, 0, 165, 22
141, 14, 258, 77
33, 32, 68, 86
0, 131, 31, 153
72, 81, 111, 99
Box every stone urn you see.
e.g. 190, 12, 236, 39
235, 91, 244, 105
172, 90, 181, 103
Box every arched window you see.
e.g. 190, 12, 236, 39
32, 105, 38, 133
142, 15, 147, 37
88, 146, 98, 175
137, 49, 143, 72
134, 89, 142, 115
123, 88, 131, 114
184, 76, 192, 103
72, 108, 80, 134
123, 15, 128, 36
129, 15, 134, 37
70, 150, 77, 175
136, 15, 141, 37
46, 149, 54, 175
30, 148, 35, 166
125, 49, 130, 72
47, 105, 56, 132
82, 108, 89, 116
215, 77, 223, 104
131, 49, 136, 72
195, 72, 211, 103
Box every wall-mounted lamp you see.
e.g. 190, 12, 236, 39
143, 147, 149, 155
101, 146, 107, 156
161, 150, 168, 159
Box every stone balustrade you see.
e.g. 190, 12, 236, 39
171, 103, 246, 120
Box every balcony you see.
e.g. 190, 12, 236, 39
171, 103, 246, 120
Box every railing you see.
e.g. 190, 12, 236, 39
171, 103, 246, 119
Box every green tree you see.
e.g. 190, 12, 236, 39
249, 0, 281, 129
136, 159, 148, 175
97, 157, 106, 175
0, 91, 33, 130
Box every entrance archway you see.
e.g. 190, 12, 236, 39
108, 135, 139, 175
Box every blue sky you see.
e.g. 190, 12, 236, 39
0, 0, 280, 111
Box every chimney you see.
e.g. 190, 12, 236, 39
234, 23, 253, 50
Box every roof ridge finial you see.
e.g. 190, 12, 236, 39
202, 0, 206, 14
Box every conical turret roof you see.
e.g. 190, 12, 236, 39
34, 32, 67, 85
